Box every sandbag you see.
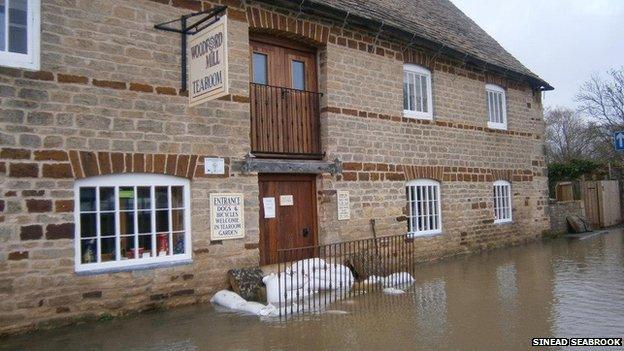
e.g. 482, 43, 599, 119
210, 290, 246, 309
383, 287, 405, 295
285, 258, 328, 274
381, 272, 415, 287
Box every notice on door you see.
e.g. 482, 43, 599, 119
280, 195, 294, 206
337, 190, 350, 220
188, 14, 229, 107
210, 193, 244, 241
263, 197, 276, 218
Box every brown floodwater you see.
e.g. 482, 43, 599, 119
2, 228, 623, 351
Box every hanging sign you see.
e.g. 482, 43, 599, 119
210, 193, 244, 240
188, 14, 229, 106
337, 190, 350, 220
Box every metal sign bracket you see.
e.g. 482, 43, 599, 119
154, 6, 227, 92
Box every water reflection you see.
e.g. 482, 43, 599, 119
2, 228, 623, 351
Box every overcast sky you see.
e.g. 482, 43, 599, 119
450, 0, 624, 109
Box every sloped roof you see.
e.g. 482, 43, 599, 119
270, 0, 553, 90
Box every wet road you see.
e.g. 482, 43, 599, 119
2, 228, 623, 350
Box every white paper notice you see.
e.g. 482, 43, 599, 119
263, 197, 276, 218
337, 190, 351, 220
280, 195, 294, 206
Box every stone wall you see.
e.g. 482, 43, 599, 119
548, 200, 585, 234
0, 0, 549, 335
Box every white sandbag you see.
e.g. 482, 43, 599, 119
285, 258, 327, 274
383, 287, 405, 295
362, 275, 381, 285
381, 272, 415, 288
237, 301, 270, 315
210, 290, 246, 309
265, 276, 315, 303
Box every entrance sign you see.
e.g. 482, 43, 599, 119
188, 15, 228, 106
210, 193, 244, 240
337, 190, 350, 220
614, 131, 624, 151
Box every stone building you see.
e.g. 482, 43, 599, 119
0, 0, 552, 335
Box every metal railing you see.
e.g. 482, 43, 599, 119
250, 82, 322, 158
273, 233, 417, 319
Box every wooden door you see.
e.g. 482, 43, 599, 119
249, 37, 321, 157
258, 174, 318, 265
581, 181, 601, 228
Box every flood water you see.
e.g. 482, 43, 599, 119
2, 228, 623, 351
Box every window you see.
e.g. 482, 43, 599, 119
486, 84, 507, 130
493, 180, 512, 223
403, 64, 433, 119
406, 179, 442, 236
0, 0, 40, 70
74, 174, 191, 273
291, 60, 305, 90
252, 52, 267, 85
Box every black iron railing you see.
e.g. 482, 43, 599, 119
272, 233, 417, 319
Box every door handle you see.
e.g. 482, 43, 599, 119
302, 227, 310, 237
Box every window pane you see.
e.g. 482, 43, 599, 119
156, 209, 169, 232
80, 213, 96, 238
137, 187, 151, 209
403, 72, 410, 111
138, 235, 153, 258
408, 73, 415, 111
498, 93, 504, 123
119, 187, 134, 210
156, 186, 168, 209
137, 210, 152, 234
8, 0, 27, 54
100, 237, 116, 262
121, 236, 136, 259
172, 209, 184, 231
156, 233, 169, 256
81, 239, 97, 264
120, 211, 135, 235
252, 53, 267, 85
171, 186, 183, 208
291, 60, 305, 90
100, 187, 115, 211
173, 233, 185, 255
0, 0, 6, 51
100, 212, 115, 236
80, 188, 96, 212
421, 75, 428, 113
414, 75, 422, 111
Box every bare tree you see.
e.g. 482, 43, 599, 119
576, 67, 624, 166
577, 67, 624, 128
544, 107, 592, 163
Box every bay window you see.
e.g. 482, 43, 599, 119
74, 174, 191, 273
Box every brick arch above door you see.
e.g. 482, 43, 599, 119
246, 6, 330, 46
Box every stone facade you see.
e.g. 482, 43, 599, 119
0, 0, 549, 335
548, 200, 585, 234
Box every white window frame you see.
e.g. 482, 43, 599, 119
0, 0, 40, 70
493, 180, 512, 224
403, 64, 433, 120
486, 84, 507, 130
73, 174, 192, 274
406, 179, 442, 237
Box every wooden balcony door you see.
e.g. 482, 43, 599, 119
250, 39, 317, 91
250, 37, 321, 158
